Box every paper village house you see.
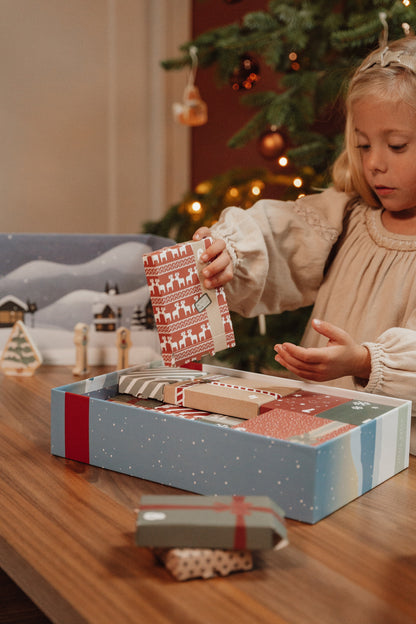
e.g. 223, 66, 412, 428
93, 303, 118, 332
0, 295, 28, 327
92, 282, 120, 332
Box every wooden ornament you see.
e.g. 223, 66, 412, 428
173, 85, 208, 127
116, 326, 132, 370
72, 322, 89, 377
173, 46, 208, 127
0, 320, 42, 376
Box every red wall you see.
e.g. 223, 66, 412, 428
191, 0, 283, 195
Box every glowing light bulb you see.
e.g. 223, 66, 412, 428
293, 177, 303, 188
251, 185, 262, 196
402, 0, 410, 6
191, 201, 202, 213
278, 156, 288, 167
228, 187, 240, 198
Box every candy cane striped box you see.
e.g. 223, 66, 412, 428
143, 238, 235, 367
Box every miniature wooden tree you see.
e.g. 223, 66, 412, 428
0, 320, 42, 376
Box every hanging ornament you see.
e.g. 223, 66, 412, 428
173, 46, 208, 127
229, 54, 260, 91
288, 51, 301, 72
258, 127, 286, 159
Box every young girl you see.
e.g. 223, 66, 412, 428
193, 35, 416, 454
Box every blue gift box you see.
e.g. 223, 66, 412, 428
50, 362, 411, 523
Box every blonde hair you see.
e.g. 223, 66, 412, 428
332, 36, 416, 206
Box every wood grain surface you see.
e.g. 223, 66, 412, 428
1, 366, 415, 624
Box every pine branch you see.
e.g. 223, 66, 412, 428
227, 109, 270, 149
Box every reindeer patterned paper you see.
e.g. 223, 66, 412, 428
143, 238, 235, 366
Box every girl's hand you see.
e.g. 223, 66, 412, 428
274, 319, 371, 382
193, 227, 233, 289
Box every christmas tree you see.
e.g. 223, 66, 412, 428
144, 0, 416, 372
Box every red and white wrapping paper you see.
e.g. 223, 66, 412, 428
153, 548, 253, 581
143, 238, 235, 366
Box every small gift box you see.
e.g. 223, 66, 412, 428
163, 375, 297, 420
153, 548, 253, 581
118, 366, 207, 401
135, 494, 287, 551
143, 238, 235, 366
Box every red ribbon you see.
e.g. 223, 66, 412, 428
140, 495, 284, 549
65, 392, 90, 464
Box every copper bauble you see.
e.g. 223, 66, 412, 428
258, 130, 286, 159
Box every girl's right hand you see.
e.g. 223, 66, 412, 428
193, 226, 233, 289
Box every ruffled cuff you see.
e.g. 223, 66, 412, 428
354, 341, 385, 393
210, 220, 239, 271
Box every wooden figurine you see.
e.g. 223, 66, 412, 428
72, 322, 89, 376
116, 326, 132, 370
0, 320, 42, 376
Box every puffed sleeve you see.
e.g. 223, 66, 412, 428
210, 186, 350, 317
359, 322, 416, 406
358, 322, 416, 452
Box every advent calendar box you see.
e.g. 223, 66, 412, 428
50, 362, 411, 523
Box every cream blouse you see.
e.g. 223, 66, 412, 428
210, 186, 416, 449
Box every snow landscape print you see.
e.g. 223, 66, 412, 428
0, 233, 172, 365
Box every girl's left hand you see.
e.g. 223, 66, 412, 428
274, 319, 371, 382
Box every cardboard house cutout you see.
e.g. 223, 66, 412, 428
0, 233, 172, 365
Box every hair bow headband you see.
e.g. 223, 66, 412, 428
359, 47, 416, 74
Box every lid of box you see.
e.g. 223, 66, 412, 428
135, 494, 287, 551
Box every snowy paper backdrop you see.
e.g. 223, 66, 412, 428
0, 233, 173, 365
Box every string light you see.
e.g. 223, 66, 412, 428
195, 181, 212, 194
228, 187, 240, 198
250, 180, 265, 197
278, 156, 288, 167
190, 201, 202, 213
402, 0, 411, 6
293, 177, 303, 188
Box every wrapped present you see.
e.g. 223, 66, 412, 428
153, 548, 253, 581
117, 367, 296, 419
143, 238, 235, 366
118, 366, 208, 401
135, 494, 287, 550
232, 408, 357, 446
109, 392, 244, 425
163, 375, 298, 420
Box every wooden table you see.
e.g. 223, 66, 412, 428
1, 366, 416, 624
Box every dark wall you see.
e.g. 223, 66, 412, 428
191, 0, 281, 191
